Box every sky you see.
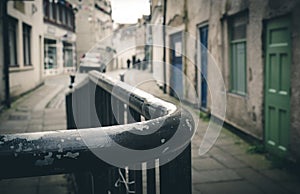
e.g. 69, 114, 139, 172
111, 0, 150, 24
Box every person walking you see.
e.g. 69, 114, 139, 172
127, 59, 131, 69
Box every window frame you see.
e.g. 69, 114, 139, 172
228, 12, 248, 96
56, 4, 61, 24
43, 1, 75, 32
63, 42, 74, 67
44, 39, 57, 70
23, 23, 32, 66
8, 17, 18, 67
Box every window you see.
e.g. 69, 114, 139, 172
23, 23, 31, 66
43, 0, 75, 31
65, 9, 69, 26
56, 4, 61, 23
229, 13, 248, 95
49, 2, 54, 20
8, 17, 18, 67
43, 0, 49, 18
44, 39, 57, 69
63, 42, 73, 67
61, 7, 66, 25
14, 1, 25, 13
67, 10, 72, 27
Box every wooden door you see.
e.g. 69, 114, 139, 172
265, 16, 291, 156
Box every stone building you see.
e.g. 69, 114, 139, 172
43, 0, 77, 76
4, 1, 44, 98
135, 15, 151, 70
0, 1, 6, 108
151, 0, 164, 86
112, 24, 137, 69
113, 16, 151, 71
153, 0, 300, 161
71, 0, 113, 66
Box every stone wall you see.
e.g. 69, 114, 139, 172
158, 0, 300, 160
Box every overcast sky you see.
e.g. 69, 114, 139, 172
111, 0, 150, 24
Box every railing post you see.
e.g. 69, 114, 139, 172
92, 169, 110, 194
115, 98, 125, 125
66, 92, 76, 129
89, 81, 101, 127
72, 81, 92, 129
95, 86, 106, 126
75, 173, 94, 194
66, 87, 94, 194
115, 98, 126, 193
91, 84, 112, 193
160, 144, 192, 194
147, 160, 156, 194
126, 107, 143, 194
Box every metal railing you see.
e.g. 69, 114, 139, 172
0, 71, 194, 194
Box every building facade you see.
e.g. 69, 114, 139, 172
113, 24, 137, 69
43, 0, 77, 76
0, 1, 6, 108
71, 0, 113, 67
151, 0, 164, 85
152, 0, 300, 161
136, 15, 151, 70
5, 1, 44, 98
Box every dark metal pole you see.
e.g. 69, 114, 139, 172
162, 0, 167, 94
2, 0, 10, 108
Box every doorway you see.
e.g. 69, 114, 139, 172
199, 25, 209, 109
265, 16, 291, 156
170, 32, 183, 98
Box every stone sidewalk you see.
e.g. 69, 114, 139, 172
107, 69, 300, 194
0, 74, 86, 194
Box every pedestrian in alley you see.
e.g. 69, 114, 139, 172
127, 59, 131, 69
137, 59, 141, 70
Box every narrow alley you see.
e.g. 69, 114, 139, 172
0, 70, 299, 194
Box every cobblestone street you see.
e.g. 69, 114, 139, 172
0, 70, 299, 194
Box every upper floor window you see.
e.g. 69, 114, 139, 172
56, 4, 61, 23
23, 23, 32, 66
14, 1, 25, 13
43, 0, 75, 31
61, 6, 66, 24
229, 12, 248, 95
8, 17, 18, 67
49, 2, 55, 20
43, 0, 49, 17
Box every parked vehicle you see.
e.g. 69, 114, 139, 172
79, 52, 106, 73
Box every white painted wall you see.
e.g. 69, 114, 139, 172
7, 1, 44, 97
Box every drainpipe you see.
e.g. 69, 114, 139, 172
3, 0, 10, 108
183, 0, 188, 96
162, 0, 167, 94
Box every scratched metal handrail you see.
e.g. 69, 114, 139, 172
0, 71, 194, 194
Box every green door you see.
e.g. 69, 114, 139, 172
265, 17, 291, 156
